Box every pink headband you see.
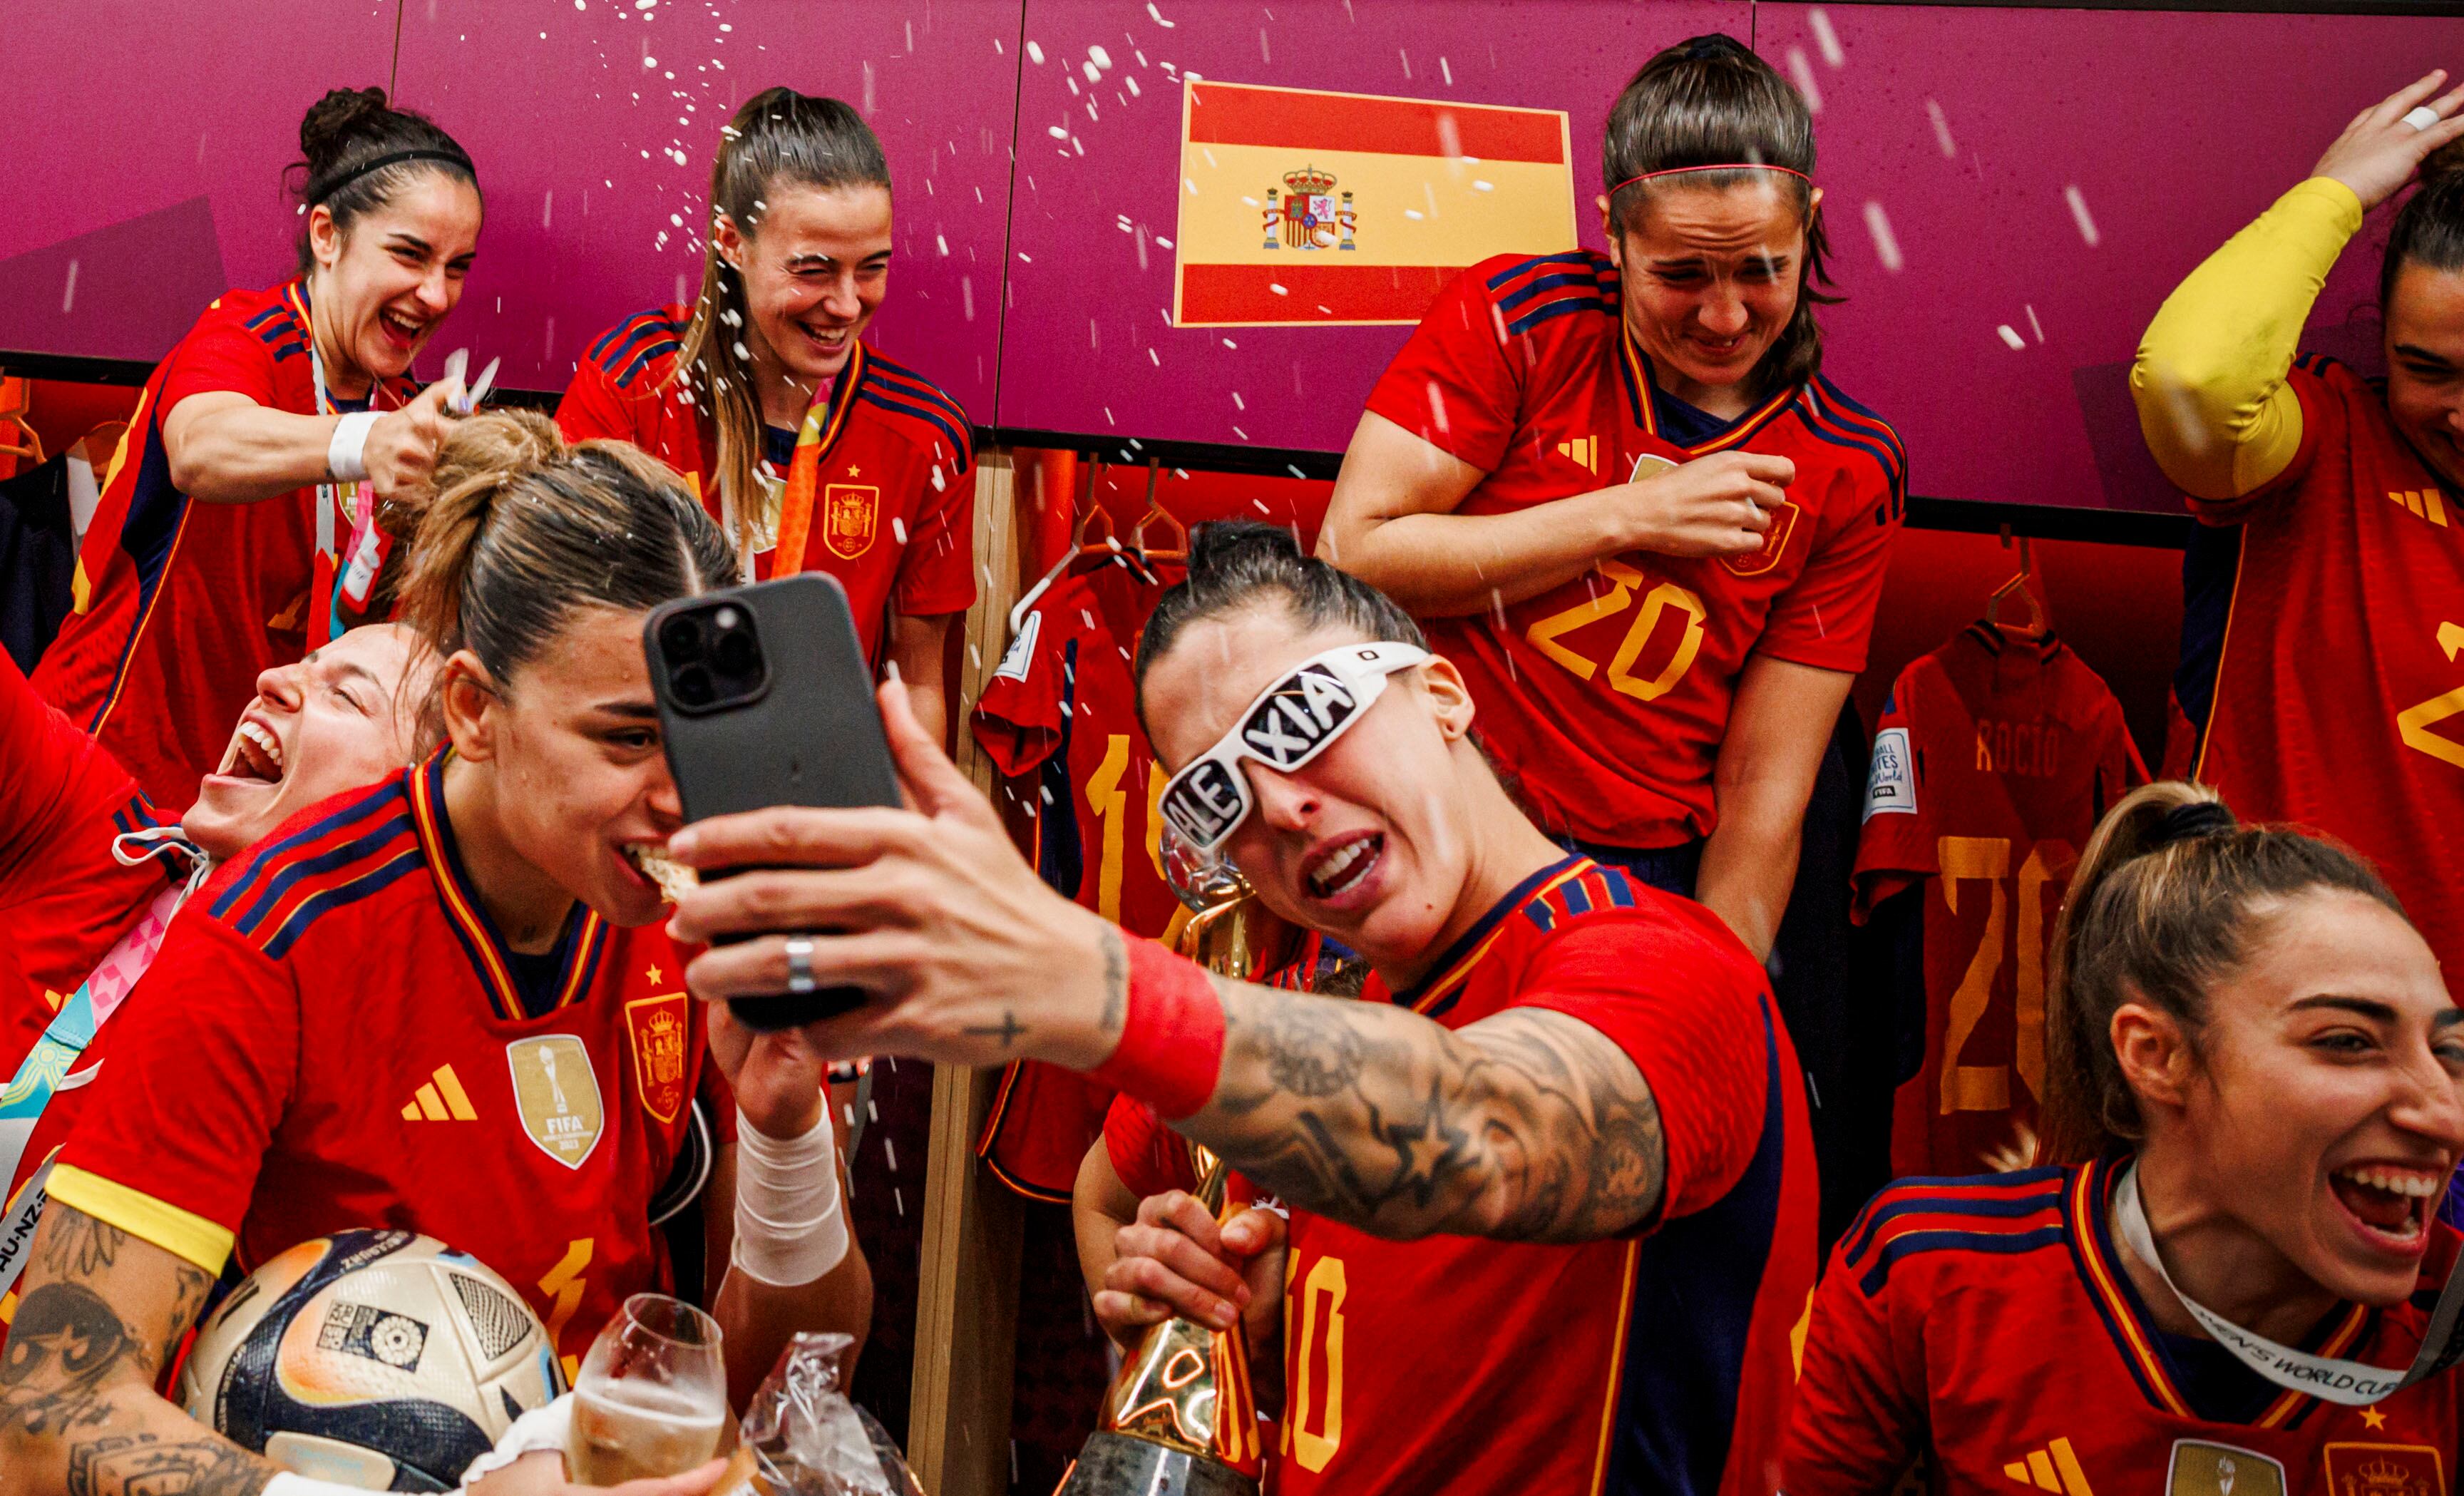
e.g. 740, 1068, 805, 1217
1611, 163, 1812, 195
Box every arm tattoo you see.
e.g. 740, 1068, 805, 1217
2, 1206, 272, 1492
68, 1433, 272, 1496
1190, 985, 1665, 1244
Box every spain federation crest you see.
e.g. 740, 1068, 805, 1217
506, 1035, 604, 1170
623, 993, 691, 1124
1262, 165, 1356, 252
2321, 1444, 2443, 1496
822, 483, 880, 560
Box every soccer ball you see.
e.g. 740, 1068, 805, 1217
177, 1230, 563, 1492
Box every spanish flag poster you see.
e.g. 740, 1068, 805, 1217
1172, 80, 1576, 328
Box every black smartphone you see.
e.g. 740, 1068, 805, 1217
645, 573, 901, 1030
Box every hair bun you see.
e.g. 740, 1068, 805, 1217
2147, 799, 2237, 851
299, 86, 392, 172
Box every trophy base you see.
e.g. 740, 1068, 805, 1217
1054, 1432, 1261, 1496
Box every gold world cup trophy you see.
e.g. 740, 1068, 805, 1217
1055, 840, 1267, 1496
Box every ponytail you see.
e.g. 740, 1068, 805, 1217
2040, 782, 2404, 1164
2383, 137, 2464, 307
1601, 34, 1835, 398
674, 87, 891, 561
393, 411, 734, 705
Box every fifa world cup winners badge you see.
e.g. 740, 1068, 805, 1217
1056, 895, 1263, 1496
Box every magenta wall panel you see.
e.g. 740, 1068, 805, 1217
1753, 4, 2459, 511
995, 0, 1747, 452
0, 3, 399, 364
390, 0, 1017, 414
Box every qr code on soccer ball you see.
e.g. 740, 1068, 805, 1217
319, 1301, 429, 1371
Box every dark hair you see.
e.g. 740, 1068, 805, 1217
394, 411, 734, 700
1602, 34, 1836, 396
2383, 138, 2464, 307
290, 87, 478, 274
1133, 521, 1424, 727
2041, 782, 2406, 1164
675, 88, 892, 560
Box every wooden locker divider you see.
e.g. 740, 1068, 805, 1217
908, 447, 1027, 1496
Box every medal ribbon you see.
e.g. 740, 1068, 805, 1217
289, 282, 396, 642
2113, 1162, 2464, 1405
771, 344, 866, 580
0, 831, 210, 1296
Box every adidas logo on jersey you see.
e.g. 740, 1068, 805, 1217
1556, 435, 1600, 474
2003, 1437, 2094, 1496
400, 1065, 479, 1122
2390, 488, 2450, 527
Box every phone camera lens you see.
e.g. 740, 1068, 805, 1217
660, 615, 704, 660
713, 629, 760, 677
714, 606, 743, 631
672, 665, 715, 707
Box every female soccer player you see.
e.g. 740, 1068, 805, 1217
33, 87, 481, 812
0, 415, 869, 1496
0, 625, 431, 1224
558, 87, 973, 745
2135, 75, 2464, 988
1315, 34, 1904, 957
667, 522, 1819, 1496
1786, 782, 2464, 1492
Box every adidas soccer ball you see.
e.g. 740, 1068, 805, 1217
177, 1230, 563, 1492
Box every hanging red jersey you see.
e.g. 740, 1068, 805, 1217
2178, 354, 2464, 983
1271, 857, 1817, 1496
33, 282, 413, 811
1852, 625, 2145, 1175
1363, 252, 1905, 849
555, 306, 975, 661
50, 754, 710, 1380
970, 555, 1184, 1200
1788, 1161, 2463, 1496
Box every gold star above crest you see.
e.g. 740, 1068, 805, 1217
2360, 1405, 2389, 1430
647, 964, 664, 985
846, 465, 861, 478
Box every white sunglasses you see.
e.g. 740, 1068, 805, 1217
1156, 641, 1429, 853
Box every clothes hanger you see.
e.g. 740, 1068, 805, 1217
1009, 459, 1136, 637
1130, 458, 1188, 563
1983, 528, 2050, 639
0, 376, 42, 466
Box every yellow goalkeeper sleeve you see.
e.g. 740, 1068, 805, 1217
2130, 177, 2364, 503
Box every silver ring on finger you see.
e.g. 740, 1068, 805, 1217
784, 936, 818, 995
2404, 105, 2443, 132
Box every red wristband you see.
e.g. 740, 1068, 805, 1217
1089, 938, 1226, 1121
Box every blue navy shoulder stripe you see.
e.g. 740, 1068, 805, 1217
1842, 1172, 2065, 1265
208, 782, 411, 922
868, 354, 974, 458
1858, 1224, 2068, 1295
588, 307, 682, 366
615, 337, 682, 391
1482, 250, 1599, 292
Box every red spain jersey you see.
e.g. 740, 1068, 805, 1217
2180, 354, 2464, 983
972, 555, 1186, 1201
1788, 1161, 2463, 1496
1272, 857, 1817, 1496
48, 753, 710, 1379
32, 282, 413, 812
1363, 252, 1905, 847
1853, 626, 2145, 1176
0, 651, 178, 1072
555, 307, 975, 660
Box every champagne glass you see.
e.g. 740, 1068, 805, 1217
567, 1293, 729, 1483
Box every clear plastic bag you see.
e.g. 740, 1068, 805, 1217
714, 1333, 924, 1496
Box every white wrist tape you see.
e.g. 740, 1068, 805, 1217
327, 411, 379, 483
731, 1103, 849, 1287
456, 1390, 575, 1485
